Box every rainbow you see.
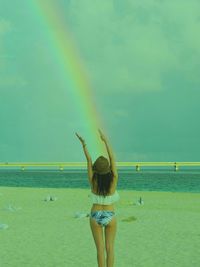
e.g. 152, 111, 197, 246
31, 0, 107, 158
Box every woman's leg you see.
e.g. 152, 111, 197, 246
90, 217, 105, 267
105, 217, 117, 267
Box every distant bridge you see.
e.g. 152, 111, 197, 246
0, 162, 200, 171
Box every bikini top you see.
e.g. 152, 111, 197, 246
89, 191, 120, 205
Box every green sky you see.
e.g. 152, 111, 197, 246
0, 0, 200, 162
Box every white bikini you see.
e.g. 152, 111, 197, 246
90, 191, 120, 205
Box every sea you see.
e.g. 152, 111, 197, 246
0, 169, 200, 193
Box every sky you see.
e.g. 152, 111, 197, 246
0, 0, 200, 162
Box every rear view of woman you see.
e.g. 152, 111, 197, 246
76, 129, 119, 267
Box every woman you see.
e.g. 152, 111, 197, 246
76, 129, 119, 267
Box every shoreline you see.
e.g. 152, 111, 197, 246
1, 185, 200, 194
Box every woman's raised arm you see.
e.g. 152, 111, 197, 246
75, 133, 91, 161
98, 129, 118, 179
75, 132, 93, 184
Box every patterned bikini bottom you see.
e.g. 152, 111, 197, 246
90, 210, 115, 227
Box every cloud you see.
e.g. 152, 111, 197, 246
64, 0, 200, 93
113, 109, 129, 118
0, 75, 27, 88
0, 18, 12, 69
0, 18, 11, 34
116, 151, 150, 161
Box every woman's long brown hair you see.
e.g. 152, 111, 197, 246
92, 171, 114, 196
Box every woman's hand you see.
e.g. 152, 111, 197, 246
98, 129, 107, 142
75, 132, 86, 147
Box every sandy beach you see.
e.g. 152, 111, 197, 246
0, 187, 200, 267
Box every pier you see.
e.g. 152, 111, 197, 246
0, 162, 200, 171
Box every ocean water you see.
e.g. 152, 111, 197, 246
0, 170, 200, 192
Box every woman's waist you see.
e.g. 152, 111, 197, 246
91, 204, 115, 212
